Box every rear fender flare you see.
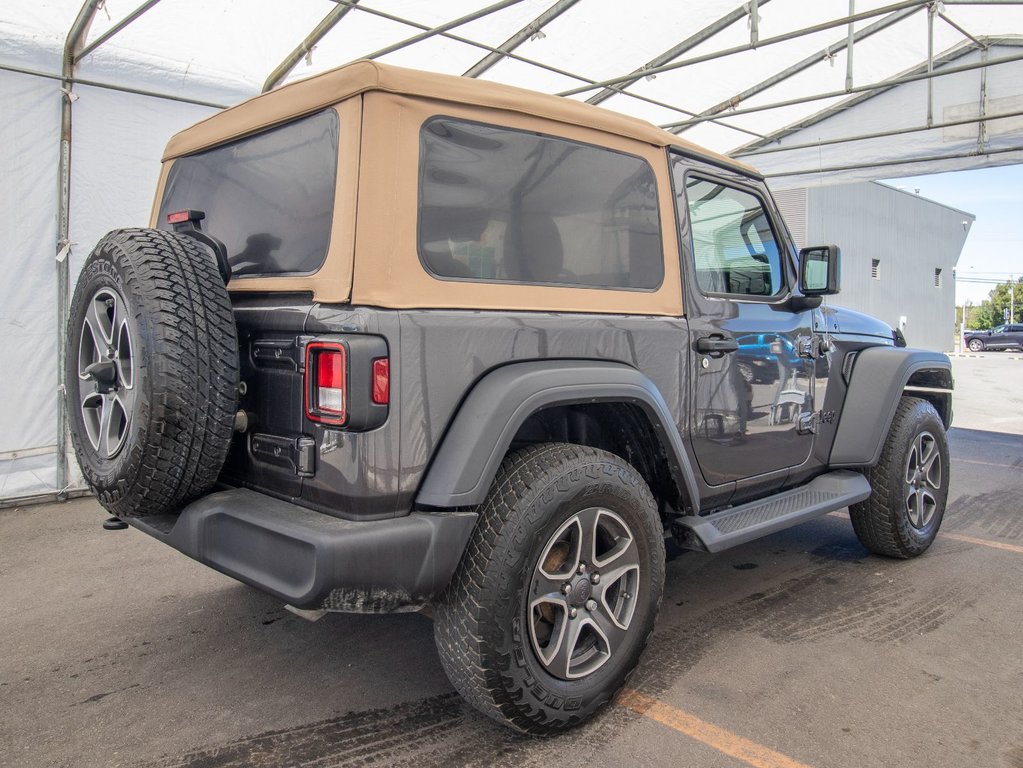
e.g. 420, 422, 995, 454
414, 360, 700, 511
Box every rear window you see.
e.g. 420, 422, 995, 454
158, 109, 339, 277
418, 117, 662, 290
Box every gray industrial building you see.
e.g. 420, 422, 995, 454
773, 182, 974, 353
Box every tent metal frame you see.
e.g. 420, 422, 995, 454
47, 0, 1023, 498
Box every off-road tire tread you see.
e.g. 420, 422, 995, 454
434, 443, 663, 734
66, 228, 238, 517
849, 396, 947, 559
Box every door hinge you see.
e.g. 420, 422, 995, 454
798, 411, 819, 435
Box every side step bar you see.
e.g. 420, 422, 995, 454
672, 470, 871, 553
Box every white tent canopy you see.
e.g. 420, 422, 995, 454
1, 0, 1021, 501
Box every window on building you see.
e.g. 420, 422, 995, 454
418, 118, 662, 290
934, 268, 942, 287
871, 259, 881, 280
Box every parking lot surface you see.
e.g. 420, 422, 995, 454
2, 355, 1022, 768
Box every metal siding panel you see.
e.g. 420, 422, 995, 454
806, 182, 970, 352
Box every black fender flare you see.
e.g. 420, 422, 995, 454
830, 346, 952, 467
415, 360, 700, 511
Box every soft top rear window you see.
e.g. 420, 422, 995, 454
158, 109, 339, 277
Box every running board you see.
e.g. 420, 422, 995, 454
672, 470, 871, 553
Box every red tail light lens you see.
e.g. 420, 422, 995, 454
371, 358, 389, 405
305, 343, 346, 424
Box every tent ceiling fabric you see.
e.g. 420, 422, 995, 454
2, 0, 1020, 180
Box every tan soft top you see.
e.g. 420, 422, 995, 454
162, 60, 757, 175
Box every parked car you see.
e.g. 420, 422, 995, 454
964, 324, 1023, 351
66, 60, 953, 734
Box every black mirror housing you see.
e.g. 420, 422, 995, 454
800, 245, 841, 296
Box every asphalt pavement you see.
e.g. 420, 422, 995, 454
2, 354, 1022, 768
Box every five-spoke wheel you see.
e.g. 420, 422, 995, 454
528, 507, 641, 680
77, 288, 135, 459
434, 443, 664, 733
904, 430, 942, 529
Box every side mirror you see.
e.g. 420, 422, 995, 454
800, 245, 841, 296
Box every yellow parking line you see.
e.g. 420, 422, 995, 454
828, 511, 1023, 554
940, 532, 1023, 554
618, 688, 813, 768
954, 457, 1020, 470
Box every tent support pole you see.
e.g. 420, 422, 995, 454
761, 142, 1023, 177
75, 0, 163, 63
682, 6, 920, 132
662, 48, 1023, 129
263, 1, 361, 92
327, 0, 765, 138
978, 48, 990, 151
845, 0, 855, 91
927, 2, 936, 127
56, 0, 102, 500
586, 0, 773, 106
463, 0, 583, 78
731, 107, 1023, 156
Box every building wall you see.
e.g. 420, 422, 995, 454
772, 181, 973, 352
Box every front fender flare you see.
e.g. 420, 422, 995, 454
830, 346, 952, 467
415, 360, 700, 511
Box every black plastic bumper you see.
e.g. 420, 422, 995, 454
127, 488, 477, 611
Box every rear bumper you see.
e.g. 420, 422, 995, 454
128, 488, 477, 612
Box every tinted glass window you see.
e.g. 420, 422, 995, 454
418, 118, 662, 290
158, 109, 339, 277
679, 174, 784, 297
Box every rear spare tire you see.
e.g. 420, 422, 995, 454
66, 228, 239, 517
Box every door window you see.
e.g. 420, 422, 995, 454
681, 175, 785, 298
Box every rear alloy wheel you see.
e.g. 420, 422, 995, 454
528, 507, 642, 681
967, 338, 985, 352
434, 443, 664, 733
849, 397, 949, 558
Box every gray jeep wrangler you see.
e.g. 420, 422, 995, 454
66, 61, 953, 733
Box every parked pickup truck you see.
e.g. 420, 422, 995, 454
66, 61, 952, 733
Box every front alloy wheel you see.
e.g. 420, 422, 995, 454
904, 431, 942, 529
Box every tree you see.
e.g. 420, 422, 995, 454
968, 277, 1023, 329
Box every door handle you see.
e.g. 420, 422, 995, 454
695, 335, 738, 354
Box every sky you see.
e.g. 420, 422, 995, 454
884, 164, 1023, 308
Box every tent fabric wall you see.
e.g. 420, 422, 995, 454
0, 36, 223, 500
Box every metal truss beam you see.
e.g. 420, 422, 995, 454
560, 0, 953, 98
663, 48, 1023, 131
679, 5, 920, 132
761, 142, 1023, 177
463, 0, 583, 78
264, 0, 362, 92
328, 0, 766, 138
732, 108, 1023, 157
585, 0, 773, 106
75, 0, 162, 63
727, 38, 1022, 153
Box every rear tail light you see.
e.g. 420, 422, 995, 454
305, 343, 347, 425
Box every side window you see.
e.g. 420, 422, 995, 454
418, 118, 662, 290
677, 172, 785, 298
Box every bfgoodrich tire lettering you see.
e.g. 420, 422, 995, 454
849, 397, 949, 558
66, 228, 239, 517
433, 443, 664, 733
